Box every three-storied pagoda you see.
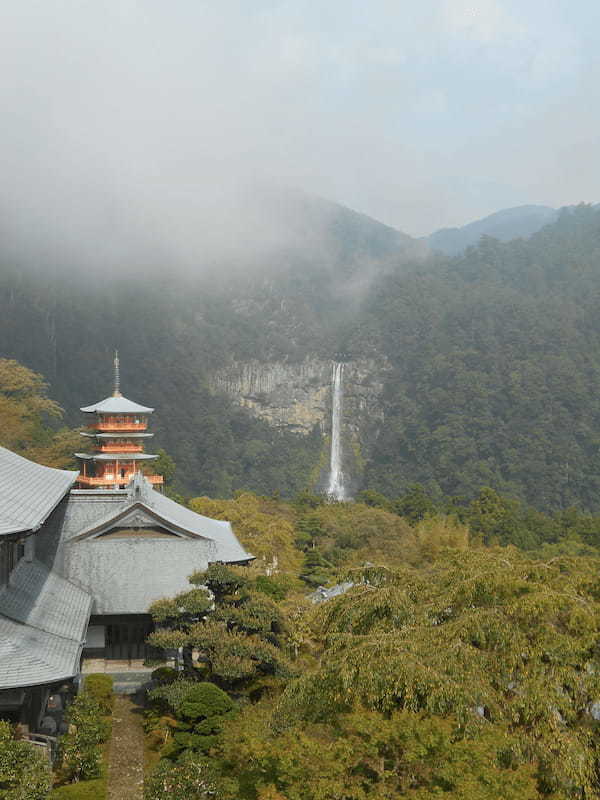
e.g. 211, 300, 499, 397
75, 353, 163, 490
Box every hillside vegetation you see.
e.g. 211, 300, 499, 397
5, 379, 600, 798
2, 203, 600, 510
143, 495, 600, 800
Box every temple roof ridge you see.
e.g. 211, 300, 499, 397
80, 394, 154, 415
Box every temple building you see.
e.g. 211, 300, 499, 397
75, 353, 164, 490
0, 357, 252, 734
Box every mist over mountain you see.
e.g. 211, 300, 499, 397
427, 204, 558, 255
2, 198, 600, 510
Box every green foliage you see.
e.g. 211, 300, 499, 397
58, 694, 110, 783
0, 720, 51, 800
149, 562, 290, 691
299, 549, 332, 587
7, 205, 600, 506
189, 563, 247, 602
151, 666, 179, 685
362, 205, 600, 510
144, 751, 236, 800
393, 483, 437, 525
188, 494, 302, 573
82, 674, 113, 715
220, 706, 537, 800
252, 574, 296, 602
0, 358, 78, 469
149, 588, 211, 625
148, 681, 235, 760
189, 622, 290, 685
273, 549, 600, 797
152, 448, 176, 485
50, 778, 106, 799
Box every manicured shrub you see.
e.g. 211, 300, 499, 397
144, 751, 236, 800
58, 694, 110, 782
0, 720, 51, 800
151, 666, 178, 685
148, 681, 235, 758
83, 674, 114, 714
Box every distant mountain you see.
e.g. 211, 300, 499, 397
427, 205, 558, 255
4, 191, 600, 510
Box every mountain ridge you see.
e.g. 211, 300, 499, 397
426, 204, 558, 255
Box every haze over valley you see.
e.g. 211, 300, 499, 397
4, 3, 600, 799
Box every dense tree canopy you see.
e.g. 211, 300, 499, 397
3, 206, 600, 506
0, 358, 79, 468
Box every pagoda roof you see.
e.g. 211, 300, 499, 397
0, 446, 78, 537
75, 452, 158, 461
80, 432, 154, 439
80, 395, 154, 414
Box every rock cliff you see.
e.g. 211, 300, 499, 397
210, 357, 390, 493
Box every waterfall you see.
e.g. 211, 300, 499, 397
327, 362, 346, 501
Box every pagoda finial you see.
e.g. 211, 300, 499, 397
113, 350, 121, 397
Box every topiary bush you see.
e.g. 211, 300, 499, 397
151, 666, 179, 685
148, 680, 236, 759
82, 674, 114, 714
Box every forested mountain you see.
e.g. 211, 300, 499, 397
427, 204, 557, 255
359, 204, 600, 509
2, 201, 600, 510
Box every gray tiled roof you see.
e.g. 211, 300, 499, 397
309, 581, 355, 604
0, 446, 78, 536
39, 475, 253, 615
80, 395, 154, 414
0, 618, 84, 689
0, 559, 92, 689
64, 538, 215, 614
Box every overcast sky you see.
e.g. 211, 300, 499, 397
0, 0, 598, 248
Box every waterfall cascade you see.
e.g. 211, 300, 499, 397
327, 361, 346, 501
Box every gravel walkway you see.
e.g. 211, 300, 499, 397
107, 695, 145, 800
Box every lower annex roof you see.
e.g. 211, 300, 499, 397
0, 446, 78, 537
0, 559, 92, 689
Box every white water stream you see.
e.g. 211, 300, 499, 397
327, 362, 346, 501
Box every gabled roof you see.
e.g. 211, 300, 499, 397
63, 475, 252, 562
0, 446, 78, 537
0, 559, 92, 689
80, 395, 154, 414
37, 474, 253, 616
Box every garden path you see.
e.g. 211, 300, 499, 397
107, 695, 145, 800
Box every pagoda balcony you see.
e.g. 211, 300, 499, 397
77, 473, 164, 487
77, 475, 119, 487
90, 421, 148, 432
95, 444, 144, 453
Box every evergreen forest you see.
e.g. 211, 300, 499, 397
5, 361, 600, 797
2, 203, 600, 509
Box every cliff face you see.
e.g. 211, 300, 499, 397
210, 357, 390, 493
